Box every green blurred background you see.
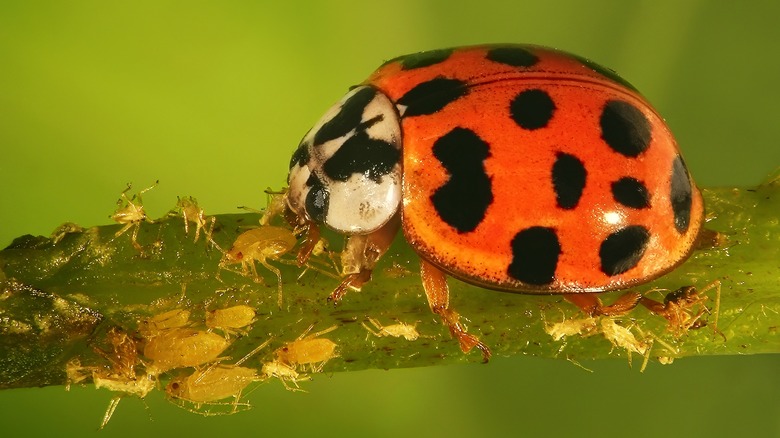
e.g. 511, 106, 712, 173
1, 1, 778, 436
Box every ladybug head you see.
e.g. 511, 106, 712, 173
286, 86, 403, 235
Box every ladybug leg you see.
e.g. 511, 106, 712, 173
294, 222, 321, 266
420, 259, 491, 362
328, 214, 400, 303
563, 292, 641, 317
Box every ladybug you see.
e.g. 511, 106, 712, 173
286, 44, 704, 361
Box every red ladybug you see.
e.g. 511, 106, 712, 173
286, 44, 704, 361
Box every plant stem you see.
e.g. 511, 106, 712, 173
1, 170, 778, 391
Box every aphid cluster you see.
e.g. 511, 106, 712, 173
67, 301, 262, 427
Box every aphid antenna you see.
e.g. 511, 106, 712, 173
235, 337, 275, 367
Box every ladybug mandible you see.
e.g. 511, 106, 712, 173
286, 44, 704, 361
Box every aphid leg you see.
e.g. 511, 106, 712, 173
328, 214, 400, 303
235, 337, 274, 366
361, 318, 385, 338
129, 220, 143, 251
258, 258, 283, 308
420, 259, 491, 362
113, 222, 135, 240
136, 180, 158, 198
99, 396, 122, 430
563, 291, 641, 317
242, 259, 261, 281
305, 324, 338, 340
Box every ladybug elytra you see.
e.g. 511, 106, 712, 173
285, 44, 704, 361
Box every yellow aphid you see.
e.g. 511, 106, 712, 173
176, 196, 216, 243
165, 338, 271, 414
600, 318, 649, 356
219, 226, 296, 307
258, 188, 288, 226
544, 316, 599, 341
143, 328, 229, 373
260, 359, 309, 391
139, 308, 191, 337
110, 181, 157, 251
205, 305, 256, 338
167, 365, 258, 404
362, 318, 421, 341
274, 325, 338, 372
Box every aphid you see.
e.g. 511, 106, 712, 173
259, 188, 289, 226
383, 262, 412, 279
165, 339, 272, 415
259, 325, 337, 391
260, 359, 309, 391
205, 305, 256, 338
599, 318, 649, 357
544, 316, 599, 341
110, 181, 157, 251
285, 44, 705, 360
93, 376, 156, 430
176, 196, 216, 243
640, 281, 721, 337
65, 328, 154, 429
139, 308, 191, 337
362, 317, 420, 341
219, 225, 297, 307
273, 324, 338, 372
65, 358, 94, 387
143, 328, 230, 374
93, 327, 142, 379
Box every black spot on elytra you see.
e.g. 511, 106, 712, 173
289, 142, 310, 169
397, 78, 469, 117
430, 128, 492, 233
599, 225, 650, 276
670, 155, 693, 233
379, 49, 454, 70
507, 226, 560, 285
305, 174, 329, 223
398, 48, 454, 70
600, 100, 651, 157
510, 89, 556, 130
313, 87, 377, 146
569, 53, 639, 92
611, 177, 650, 209
486, 46, 539, 67
552, 153, 587, 209
322, 130, 400, 183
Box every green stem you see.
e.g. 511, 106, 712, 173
1, 170, 778, 392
